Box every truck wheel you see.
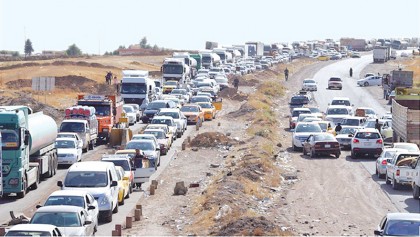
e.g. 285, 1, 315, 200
392, 177, 400, 190
17, 176, 28, 199
385, 173, 391, 184
413, 185, 420, 200
113, 202, 119, 213
31, 172, 40, 190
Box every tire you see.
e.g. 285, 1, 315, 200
303, 148, 307, 156
351, 150, 357, 159
364, 82, 369, 87
335, 152, 340, 158
104, 212, 113, 223
293, 144, 298, 151
113, 202, 119, 213
126, 189, 130, 198
385, 174, 391, 184
413, 185, 420, 200
177, 132, 182, 138
310, 149, 316, 158
158, 157, 161, 167
119, 193, 125, 205
392, 177, 400, 190
328, 86, 331, 89
17, 176, 27, 199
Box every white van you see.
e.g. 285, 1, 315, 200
57, 161, 119, 223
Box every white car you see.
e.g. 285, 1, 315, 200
392, 142, 420, 152
350, 128, 383, 158
125, 140, 161, 168
171, 89, 190, 103
335, 126, 360, 149
330, 97, 353, 107
355, 107, 377, 119
30, 205, 95, 236
327, 77, 342, 90
357, 75, 382, 87
131, 134, 160, 152
157, 108, 187, 137
123, 105, 137, 125
375, 148, 406, 179
143, 129, 171, 155
101, 154, 135, 190
292, 122, 322, 151
125, 103, 141, 122
325, 105, 352, 124
289, 108, 311, 129
374, 213, 420, 236
41, 190, 99, 233
302, 79, 317, 91
5, 224, 64, 237
55, 137, 83, 165
150, 116, 178, 139
57, 132, 83, 148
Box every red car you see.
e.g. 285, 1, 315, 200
303, 133, 341, 158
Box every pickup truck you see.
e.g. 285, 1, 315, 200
386, 151, 420, 190
410, 157, 420, 199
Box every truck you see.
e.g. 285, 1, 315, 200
232, 45, 248, 58
389, 70, 414, 88
77, 94, 124, 143
410, 157, 420, 199
173, 52, 197, 78
205, 41, 218, 50
0, 106, 58, 198
121, 70, 155, 111
200, 51, 221, 69
392, 88, 420, 145
60, 106, 98, 152
246, 41, 264, 57
190, 54, 202, 70
373, 46, 390, 63
161, 58, 189, 85
385, 151, 420, 190
263, 44, 272, 56
339, 38, 367, 51
212, 48, 232, 64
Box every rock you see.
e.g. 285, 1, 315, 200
174, 182, 188, 195
192, 147, 198, 152
226, 171, 232, 176
226, 132, 231, 136
206, 172, 213, 176
214, 204, 232, 221
210, 163, 220, 168
276, 142, 282, 147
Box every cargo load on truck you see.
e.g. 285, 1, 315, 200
392, 88, 420, 145
0, 106, 58, 198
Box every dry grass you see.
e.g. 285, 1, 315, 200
402, 57, 420, 87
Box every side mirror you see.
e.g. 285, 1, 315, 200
156, 148, 160, 151
348, 134, 353, 137
36, 204, 42, 209
111, 181, 118, 187
88, 205, 96, 210
84, 220, 92, 225
373, 230, 383, 236
57, 181, 63, 187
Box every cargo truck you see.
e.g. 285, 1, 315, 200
200, 52, 221, 69
205, 41, 218, 50
373, 46, 390, 63
392, 88, 420, 146
77, 94, 124, 143
121, 70, 156, 110
212, 48, 232, 64
0, 106, 58, 198
246, 42, 264, 57
161, 58, 190, 85
60, 106, 98, 152
173, 52, 197, 78
190, 54, 202, 70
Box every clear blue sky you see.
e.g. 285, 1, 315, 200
1, 0, 419, 54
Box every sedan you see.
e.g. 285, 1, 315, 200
303, 133, 341, 158
5, 224, 64, 237
30, 206, 95, 236
302, 79, 317, 91
357, 76, 382, 87
55, 137, 83, 165
327, 77, 342, 90
376, 148, 406, 179
374, 213, 420, 236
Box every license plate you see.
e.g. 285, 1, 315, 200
363, 142, 371, 146
325, 144, 331, 148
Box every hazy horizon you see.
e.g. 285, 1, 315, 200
1, 0, 419, 54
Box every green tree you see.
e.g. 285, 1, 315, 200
152, 44, 159, 52
66, 44, 82, 56
140, 37, 148, 48
24, 39, 34, 57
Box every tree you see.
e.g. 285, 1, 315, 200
66, 44, 82, 56
140, 37, 148, 49
152, 44, 159, 52
24, 39, 34, 57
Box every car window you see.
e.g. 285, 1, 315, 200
331, 100, 350, 106
355, 132, 380, 139
384, 220, 420, 235
314, 133, 335, 141
295, 124, 322, 133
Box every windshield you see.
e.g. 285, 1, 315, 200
151, 118, 172, 126
327, 108, 349, 115
55, 140, 76, 149
147, 102, 166, 110
1, 130, 19, 149
291, 97, 306, 104
364, 121, 377, 128
318, 123, 327, 131
304, 80, 316, 84
383, 150, 397, 158
202, 56, 211, 63
339, 127, 356, 134
331, 100, 350, 106
144, 131, 166, 139
163, 65, 183, 74
171, 89, 185, 95
5, 231, 51, 236
126, 141, 154, 151
44, 196, 85, 208
123, 106, 134, 113
165, 81, 178, 86
60, 122, 85, 133
384, 219, 420, 236
191, 97, 209, 103
295, 124, 322, 133
93, 105, 110, 116
158, 112, 179, 119
298, 115, 315, 122
329, 78, 342, 82
121, 83, 147, 94
394, 144, 420, 152
308, 108, 320, 113
292, 110, 310, 117
64, 171, 107, 187
31, 212, 81, 227
341, 119, 360, 126
198, 103, 212, 108
181, 106, 199, 112
215, 78, 228, 83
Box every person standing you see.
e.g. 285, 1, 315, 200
375, 119, 381, 132
284, 68, 289, 81
335, 123, 342, 133
383, 83, 389, 99
233, 77, 239, 90
349, 67, 353, 77
113, 76, 119, 92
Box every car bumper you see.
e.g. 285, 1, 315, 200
313, 148, 341, 155
204, 113, 213, 120
328, 84, 342, 89
377, 164, 387, 174
352, 147, 383, 156
58, 156, 77, 165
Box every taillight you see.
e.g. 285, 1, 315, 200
376, 139, 383, 144
381, 160, 387, 165
353, 139, 359, 143
396, 170, 400, 176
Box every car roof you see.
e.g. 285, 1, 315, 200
332, 97, 350, 100
55, 137, 77, 141
68, 161, 114, 172
101, 154, 131, 161
159, 108, 180, 113
8, 224, 58, 231
127, 140, 154, 144
49, 190, 91, 197
133, 134, 156, 138
327, 105, 350, 109
356, 128, 380, 133
144, 129, 166, 133
183, 103, 200, 107
292, 108, 311, 112
35, 205, 84, 213
152, 116, 174, 120
57, 132, 79, 136
386, 212, 420, 221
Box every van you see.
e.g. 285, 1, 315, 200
57, 161, 119, 223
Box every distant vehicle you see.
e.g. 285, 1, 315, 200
292, 122, 322, 151
351, 52, 361, 58
330, 97, 352, 107
325, 105, 352, 124
335, 126, 360, 149
5, 224, 63, 237
317, 55, 330, 61
115, 166, 130, 205
125, 103, 141, 122
328, 77, 342, 90
302, 79, 317, 91
180, 104, 205, 125
289, 95, 309, 109
302, 133, 341, 158
157, 108, 187, 138
357, 75, 382, 87
125, 140, 161, 168
150, 116, 178, 140
141, 100, 177, 123
55, 137, 83, 165
289, 108, 311, 129
57, 132, 83, 148
374, 213, 420, 236
143, 129, 171, 155
123, 105, 137, 125
375, 148, 406, 179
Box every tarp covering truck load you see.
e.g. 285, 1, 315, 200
0, 106, 58, 198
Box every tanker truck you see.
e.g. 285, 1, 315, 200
0, 106, 58, 198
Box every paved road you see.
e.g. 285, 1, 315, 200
311, 54, 420, 213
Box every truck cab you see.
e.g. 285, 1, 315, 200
162, 58, 188, 86
121, 70, 155, 111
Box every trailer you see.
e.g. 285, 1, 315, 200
392, 88, 420, 146
373, 46, 390, 63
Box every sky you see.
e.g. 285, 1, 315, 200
1, 0, 419, 55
